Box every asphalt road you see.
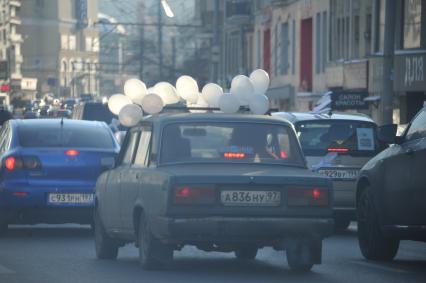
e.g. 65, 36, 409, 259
0, 224, 425, 283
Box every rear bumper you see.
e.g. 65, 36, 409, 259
0, 207, 93, 225
152, 216, 334, 244
0, 184, 95, 224
332, 181, 356, 210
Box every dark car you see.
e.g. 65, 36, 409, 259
0, 119, 120, 234
73, 102, 115, 125
94, 113, 334, 272
48, 109, 72, 118
23, 111, 39, 119
356, 106, 426, 261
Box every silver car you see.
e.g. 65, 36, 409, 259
274, 112, 381, 230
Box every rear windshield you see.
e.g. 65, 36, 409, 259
295, 120, 379, 156
82, 104, 114, 124
160, 122, 304, 166
18, 124, 114, 149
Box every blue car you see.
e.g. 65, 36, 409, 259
0, 119, 120, 233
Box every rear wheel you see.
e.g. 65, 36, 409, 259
286, 244, 314, 272
138, 213, 173, 270
357, 187, 399, 261
94, 209, 119, 260
234, 247, 258, 260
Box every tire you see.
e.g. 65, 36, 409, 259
234, 247, 258, 260
286, 244, 314, 272
138, 213, 173, 270
334, 216, 351, 231
94, 209, 119, 260
357, 187, 399, 261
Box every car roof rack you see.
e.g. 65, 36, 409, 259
161, 105, 279, 115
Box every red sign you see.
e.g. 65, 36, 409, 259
1, 84, 10, 92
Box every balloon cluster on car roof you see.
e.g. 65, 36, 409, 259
108, 69, 270, 127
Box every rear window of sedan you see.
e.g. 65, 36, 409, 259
160, 122, 304, 166
18, 124, 114, 149
295, 120, 380, 156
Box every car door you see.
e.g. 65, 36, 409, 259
103, 129, 140, 231
120, 126, 152, 235
403, 108, 426, 225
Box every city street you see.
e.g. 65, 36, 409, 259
1, 224, 425, 283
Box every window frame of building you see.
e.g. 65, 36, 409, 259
292, 19, 296, 75
403, 0, 422, 50
281, 21, 289, 75
315, 12, 321, 74
322, 11, 328, 71
61, 34, 69, 50
69, 35, 77, 51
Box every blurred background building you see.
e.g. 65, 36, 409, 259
0, 0, 423, 124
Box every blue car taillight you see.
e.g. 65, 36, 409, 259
3, 156, 42, 171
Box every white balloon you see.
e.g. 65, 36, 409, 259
118, 104, 143, 127
140, 93, 164, 114
154, 82, 180, 105
182, 92, 199, 104
147, 87, 155, 94
230, 76, 255, 106
108, 94, 132, 115
176, 76, 199, 103
249, 69, 270, 94
219, 94, 240, 114
201, 83, 223, 107
249, 94, 270, 115
231, 75, 249, 90
124, 79, 147, 105
188, 96, 208, 113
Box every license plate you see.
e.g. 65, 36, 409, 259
48, 193, 94, 205
220, 190, 281, 206
318, 169, 359, 180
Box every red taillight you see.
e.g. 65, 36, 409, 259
312, 188, 321, 199
4, 157, 24, 171
5, 157, 16, 171
65, 149, 80, 156
23, 156, 42, 170
327, 148, 349, 153
287, 188, 329, 207
174, 186, 216, 205
4, 156, 41, 171
224, 152, 246, 159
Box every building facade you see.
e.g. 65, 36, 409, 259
369, 0, 426, 124
18, 0, 99, 100
0, 0, 24, 107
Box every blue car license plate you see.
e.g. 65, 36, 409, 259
48, 193, 94, 205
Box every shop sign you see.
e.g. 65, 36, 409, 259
331, 91, 368, 110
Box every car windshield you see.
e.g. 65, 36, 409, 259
160, 122, 304, 166
18, 123, 114, 149
295, 120, 379, 156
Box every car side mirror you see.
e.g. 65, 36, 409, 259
100, 157, 116, 170
377, 124, 398, 144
